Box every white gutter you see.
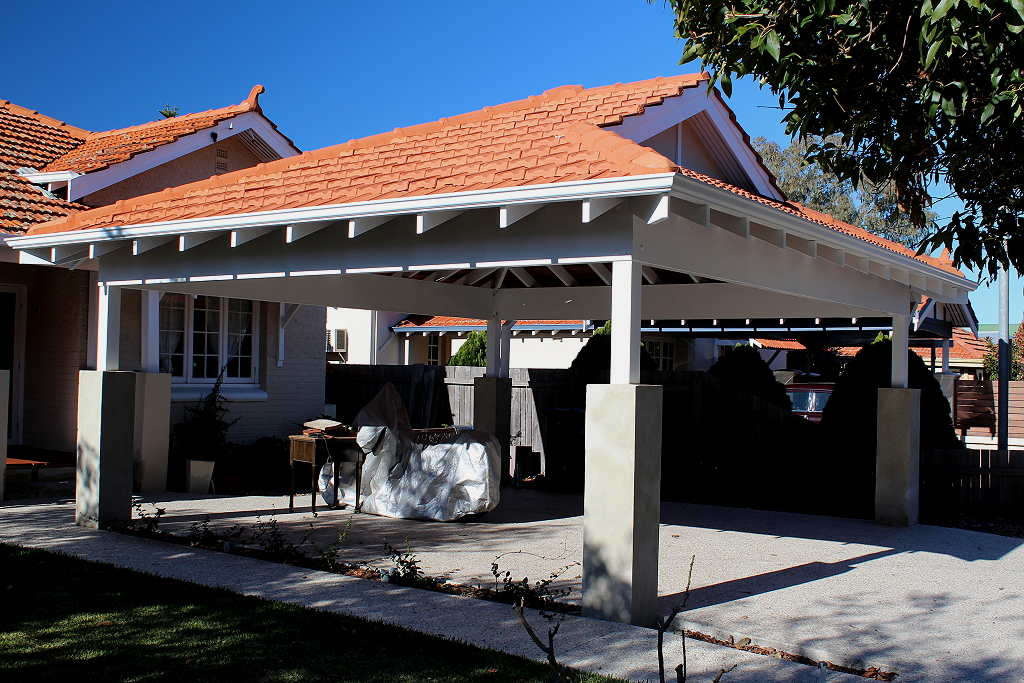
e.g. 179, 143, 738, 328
6, 169, 975, 291
17, 170, 81, 184
6, 174, 678, 249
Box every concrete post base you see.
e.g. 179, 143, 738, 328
876, 387, 921, 526
0, 369, 8, 502
134, 372, 171, 492
474, 376, 512, 479
582, 383, 662, 627
77, 371, 139, 529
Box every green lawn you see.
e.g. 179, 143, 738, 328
0, 544, 622, 683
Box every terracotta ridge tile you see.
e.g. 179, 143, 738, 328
0, 100, 92, 138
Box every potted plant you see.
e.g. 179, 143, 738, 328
174, 368, 238, 494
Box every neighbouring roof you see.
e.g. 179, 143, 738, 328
41, 85, 289, 174
19, 75, 962, 276
1, 86, 289, 234
837, 327, 989, 361
394, 316, 587, 330
754, 339, 805, 351
0, 99, 90, 232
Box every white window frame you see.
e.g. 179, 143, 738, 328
160, 295, 260, 385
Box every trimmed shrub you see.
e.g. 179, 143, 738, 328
569, 321, 658, 374
447, 330, 487, 366
707, 344, 791, 409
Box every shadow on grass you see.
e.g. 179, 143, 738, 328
0, 544, 618, 683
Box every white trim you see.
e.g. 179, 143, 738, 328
67, 112, 299, 201
476, 258, 552, 268
190, 274, 234, 282
345, 266, 403, 274
290, 269, 343, 277
17, 170, 80, 184
557, 255, 631, 264
408, 263, 471, 271
10, 174, 677, 248
237, 272, 285, 279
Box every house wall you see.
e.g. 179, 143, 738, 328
81, 135, 261, 207
0, 262, 91, 452
167, 302, 327, 444
326, 308, 407, 364
640, 120, 726, 179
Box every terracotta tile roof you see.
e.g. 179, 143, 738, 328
0, 99, 90, 233
395, 316, 585, 328
754, 339, 805, 350
837, 328, 988, 361
17, 75, 965, 277
41, 85, 280, 174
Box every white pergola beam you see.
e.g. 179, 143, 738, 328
785, 233, 816, 258
846, 253, 870, 274
640, 265, 662, 284
458, 268, 498, 286
348, 215, 393, 238
669, 197, 709, 227
88, 241, 129, 259
133, 236, 175, 255
416, 210, 463, 234
749, 222, 785, 249
583, 196, 621, 223
179, 232, 223, 251
52, 244, 89, 264
510, 267, 538, 288
286, 220, 335, 243
548, 264, 578, 287
631, 194, 670, 225
499, 203, 543, 228
817, 244, 844, 267
589, 262, 612, 285
710, 209, 749, 238
231, 225, 278, 247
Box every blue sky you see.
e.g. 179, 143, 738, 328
1, 1, 1013, 322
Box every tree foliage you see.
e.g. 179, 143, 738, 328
753, 136, 932, 247
447, 330, 487, 367
982, 323, 1024, 380
707, 344, 791, 409
669, 0, 1024, 275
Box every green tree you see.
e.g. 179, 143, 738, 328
447, 330, 487, 367
158, 104, 179, 119
668, 0, 1024, 275
982, 323, 1024, 380
753, 136, 931, 247
707, 344, 791, 409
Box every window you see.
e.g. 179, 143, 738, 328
427, 334, 440, 365
644, 339, 675, 371
159, 294, 257, 382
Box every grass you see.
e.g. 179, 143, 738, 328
0, 543, 622, 683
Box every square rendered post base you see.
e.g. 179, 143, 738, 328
474, 376, 512, 476
582, 383, 662, 627
0, 370, 8, 502
135, 372, 172, 492
876, 387, 921, 527
77, 371, 137, 529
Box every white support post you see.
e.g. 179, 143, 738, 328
96, 284, 121, 372
942, 339, 951, 374
140, 290, 160, 373
86, 271, 99, 370
486, 317, 500, 377
610, 260, 642, 384
891, 313, 909, 389
0, 370, 7, 502
499, 320, 515, 378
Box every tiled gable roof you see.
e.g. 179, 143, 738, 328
837, 327, 988, 361
0, 100, 90, 233
17, 75, 963, 277
42, 85, 275, 174
26, 75, 707, 235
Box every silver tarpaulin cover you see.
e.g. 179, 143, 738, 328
321, 382, 501, 521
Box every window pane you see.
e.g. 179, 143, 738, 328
158, 293, 186, 377
192, 296, 221, 379
226, 298, 254, 378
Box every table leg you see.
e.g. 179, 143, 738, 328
310, 459, 316, 515
289, 459, 295, 513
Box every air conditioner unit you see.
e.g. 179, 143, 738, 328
333, 329, 348, 353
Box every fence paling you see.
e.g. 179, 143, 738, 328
922, 448, 1024, 511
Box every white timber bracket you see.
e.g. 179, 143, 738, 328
278, 302, 303, 367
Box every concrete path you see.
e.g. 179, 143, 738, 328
4, 490, 1023, 681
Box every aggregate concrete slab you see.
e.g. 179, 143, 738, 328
5, 489, 1023, 681
0, 497, 851, 683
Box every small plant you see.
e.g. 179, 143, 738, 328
513, 599, 574, 683
130, 500, 166, 533
491, 554, 579, 602
251, 516, 307, 562
304, 518, 353, 572
188, 516, 244, 546
657, 555, 695, 683
158, 104, 178, 118
382, 538, 428, 586
173, 367, 239, 467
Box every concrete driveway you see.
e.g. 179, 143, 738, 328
5, 488, 1023, 681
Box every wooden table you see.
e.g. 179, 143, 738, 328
287, 434, 360, 514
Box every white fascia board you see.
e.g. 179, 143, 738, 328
9, 173, 677, 250
18, 170, 80, 184
614, 86, 784, 201
668, 173, 976, 295
67, 112, 299, 201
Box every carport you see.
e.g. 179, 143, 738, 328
7, 75, 976, 627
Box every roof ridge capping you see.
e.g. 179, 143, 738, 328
0, 100, 92, 138
82, 84, 266, 140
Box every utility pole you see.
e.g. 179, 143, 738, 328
998, 265, 1010, 452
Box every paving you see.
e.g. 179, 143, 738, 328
2, 490, 1022, 682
